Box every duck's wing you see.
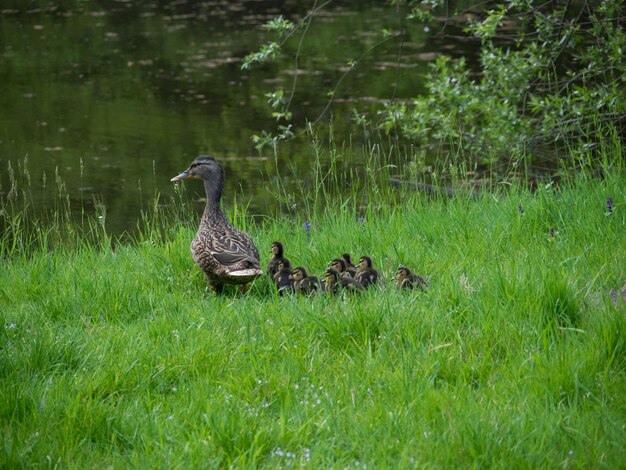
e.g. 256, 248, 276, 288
210, 233, 260, 267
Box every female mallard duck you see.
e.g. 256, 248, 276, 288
395, 266, 429, 290
324, 268, 363, 295
354, 255, 379, 288
290, 266, 321, 295
267, 241, 286, 278
171, 155, 262, 292
273, 258, 293, 295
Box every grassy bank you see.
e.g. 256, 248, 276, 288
1, 158, 626, 468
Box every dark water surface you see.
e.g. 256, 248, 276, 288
0, 1, 473, 234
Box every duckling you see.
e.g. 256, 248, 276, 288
329, 258, 353, 279
395, 266, 429, 290
170, 155, 262, 293
341, 253, 358, 277
354, 255, 379, 288
290, 266, 321, 295
324, 268, 363, 295
608, 280, 626, 306
267, 241, 286, 278
273, 258, 294, 295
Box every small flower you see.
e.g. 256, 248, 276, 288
459, 273, 475, 292
549, 227, 555, 239
568, 450, 574, 456
303, 220, 311, 238
517, 204, 525, 216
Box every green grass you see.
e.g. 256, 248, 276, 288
1, 160, 626, 468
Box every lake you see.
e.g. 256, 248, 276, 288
0, 0, 475, 234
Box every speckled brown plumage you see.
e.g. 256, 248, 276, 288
171, 155, 262, 292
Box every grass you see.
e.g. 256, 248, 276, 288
1, 148, 626, 468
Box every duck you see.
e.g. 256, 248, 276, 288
329, 258, 353, 279
267, 241, 286, 278
341, 253, 358, 277
395, 266, 429, 290
171, 155, 263, 293
324, 268, 363, 295
290, 266, 321, 295
354, 255, 379, 288
273, 258, 294, 295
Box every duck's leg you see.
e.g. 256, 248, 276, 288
211, 282, 225, 294
240, 283, 249, 294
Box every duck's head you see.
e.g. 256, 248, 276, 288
330, 258, 347, 273
277, 258, 292, 271
324, 268, 340, 286
290, 266, 307, 282
395, 266, 412, 283
358, 256, 373, 271
270, 241, 284, 256
341, 253, 353, 266
171, 155, 224, 183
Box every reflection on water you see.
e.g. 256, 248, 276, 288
0, 1, 473, 234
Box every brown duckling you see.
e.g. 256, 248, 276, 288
267, 241, 286, 278
330, 258, 353, 279
290, 266, 321, 295
395, 266, 429, 290
324, 268, 363, 295
608, 280, 626, 306
170, 155, 262, 293
341, 253, 358, 277
354, 255, 379, 288
273, 258, 294, 295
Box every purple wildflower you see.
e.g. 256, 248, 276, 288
606, 197, 613, 215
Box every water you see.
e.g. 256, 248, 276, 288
0, 1, 473, 234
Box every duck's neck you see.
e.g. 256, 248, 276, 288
201, 178, 225, 222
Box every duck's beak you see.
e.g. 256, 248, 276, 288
170, 170, 191, 182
